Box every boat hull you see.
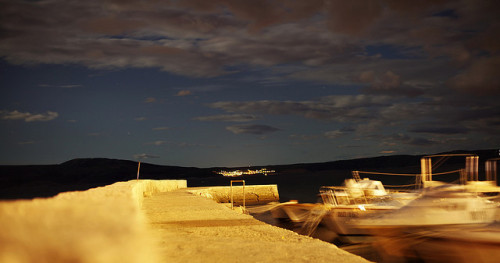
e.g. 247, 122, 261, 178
320, 205, 396, 236
368, 224, 500, 263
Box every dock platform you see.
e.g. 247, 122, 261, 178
142, 188, 369, 263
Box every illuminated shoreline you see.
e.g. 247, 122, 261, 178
215, 168, 276, 177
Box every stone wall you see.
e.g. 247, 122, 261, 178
187, 185, 279, 205
0, 180, 186, 263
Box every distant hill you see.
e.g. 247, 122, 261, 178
0, 158, 215, 200
1, 149, 498, 201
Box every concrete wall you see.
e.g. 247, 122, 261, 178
187, 185, 279, 205
132, 179, 187, 205
0, 180, 186, 263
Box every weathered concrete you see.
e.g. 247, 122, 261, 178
0, 180, 368, 263
0, 180, 186, 263
143, 189, 370, 263
187, 184, 279, 205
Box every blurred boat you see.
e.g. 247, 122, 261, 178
361, 224, 500, 263
353, 184, 500, 262
270, 178, 419, 243
404, 223, 500, 263
315, 179, 418, 240
355, 184, 499, 229
270, 154, 500, 246
414, 223, 500, 263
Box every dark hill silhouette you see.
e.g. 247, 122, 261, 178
1, 149, 498, 201
0, 158, 215, 200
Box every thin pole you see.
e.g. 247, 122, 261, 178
137, 161, 141, 181
230, 180, 245, 210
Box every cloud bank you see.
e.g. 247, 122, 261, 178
1, 0, 499, 163
0, 110, 59, 122
1, 0, 498, 93
226, 124, 280, 135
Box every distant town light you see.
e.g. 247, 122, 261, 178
215, 168, 275, 177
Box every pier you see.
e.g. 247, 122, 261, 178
0, 180, 368, 263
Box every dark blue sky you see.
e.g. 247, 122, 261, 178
1, 0, 499, 167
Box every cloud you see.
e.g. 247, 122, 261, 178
226, 124, 280, 135
134, 117, 147, 121
358, 70, 425, 97
176, 90, 192, 96
206, 87, 500, 144
0, 110, 58, 122
382, 133, 435, 146
134, 153, 160, 159
144, 97, 157, 103
448, 56, 500, 95
0, 0, 498, 86
410, 125, 469, 135
208, 95, 391, 121
325, 0, 383, 36
0, 0, 232, 76
152, 127, 169, 131
289, 134, 319, 140
324, 127, 355, 138
193, 114, 259, 122
148, 140, 167, 146
0, 0, 498, 162
324, 130, 345, 139
176, 0, 325, 33
39, 84, 83, 89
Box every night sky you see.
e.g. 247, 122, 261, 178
1, 0, 499, 167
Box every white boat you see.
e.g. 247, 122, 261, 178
353, 186, 500, 262
353, 184, 499, 233
270, 154, 500, 245
316, 179, 417, 237
347, 155, 500, 259
271, 178, 400, 224
270, 178, 418, 242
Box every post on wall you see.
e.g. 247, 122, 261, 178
485, 159, 499, 183
465, 156, 479, 181
420, 157, 432, 186
136, 161, 141, 181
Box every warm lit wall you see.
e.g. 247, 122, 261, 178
0, 180, 186, 263
187, 185, 279, 205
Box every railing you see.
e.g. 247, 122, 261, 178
230, 180, 245, 210
319, 186, 370, 206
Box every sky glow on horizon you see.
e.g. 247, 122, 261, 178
1, 0, 499, 167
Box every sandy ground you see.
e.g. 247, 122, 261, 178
142, 189, 369, 263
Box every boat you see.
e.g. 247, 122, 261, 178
354, 184, 499, 229
270, 178, 418, 243
270, 153, 500, 245
315, 179, 418, 238
352, 185, 500, 262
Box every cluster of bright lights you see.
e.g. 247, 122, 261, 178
216, 168, 276, 177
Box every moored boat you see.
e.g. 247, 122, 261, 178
269, 153, 500, 246
270, 177, 418, 243
354, 184, 499, 230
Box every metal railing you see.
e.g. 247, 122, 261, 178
230, 180, 245, 210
